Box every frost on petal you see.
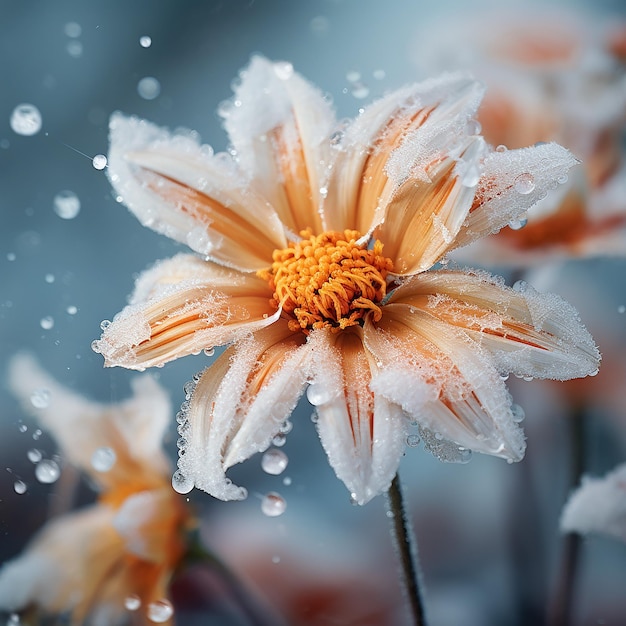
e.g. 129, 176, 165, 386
560, 464, 626, 543
365, 307, 526, 461
308, 328, 408, 505
7, 354, 171, 486
176, 321, 307, 501
107, 112, 286, 271
455, 142, 580, 249
0, 505, 124, 619
92, 258, 278, 370
324, 73, 484, 236
390, 270, 600, 381
222, 55, 335, 234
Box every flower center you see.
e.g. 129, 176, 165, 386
259, 230, 394, 333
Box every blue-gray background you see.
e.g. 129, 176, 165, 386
1, 1, 625, 625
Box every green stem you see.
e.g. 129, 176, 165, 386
548, 406, 585, 626
387, 473, 427, 626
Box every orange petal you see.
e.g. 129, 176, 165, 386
108, 113, 287, 271
93, 255, 278, 370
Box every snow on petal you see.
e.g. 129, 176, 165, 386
92, 258, 278, 370
108, 112, 286, 271
7, 353, 171, 487
365, 306, 526, 461
176, 321, 307, 501
307, 328, 408, 505
324, 73, 484, 236
222, 55, 335, 235
455, 142, 580, 249
389, 269, 600, 380
560, 463, 626, 543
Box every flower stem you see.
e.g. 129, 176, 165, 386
548, 406, 586, 626
387, 473, 427, 626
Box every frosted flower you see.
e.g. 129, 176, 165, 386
412, 6, 626, 265
0, 354, 188, 625
94, 56, 599, 505
561, 463, 626, 543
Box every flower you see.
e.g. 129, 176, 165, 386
560, 463, 626, 543
412, 6, 626, 266
0, 354, 189, 625
93, 56, 600, 505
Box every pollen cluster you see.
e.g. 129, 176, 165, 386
259, 230, 394, 333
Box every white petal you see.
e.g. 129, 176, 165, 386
307, 328, 408, 505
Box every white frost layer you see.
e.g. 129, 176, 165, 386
560, 463, 626, 543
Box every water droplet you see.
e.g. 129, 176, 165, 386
461, 163, 480, 187
64, 22, 82, 37
146, 599, 174, 623
66, 40, 83, 58
514, 173, 535, 195
171, 470, 194, 494
53, 190, 81, 219
618, 305, 625, 314
319, 186, 328, 198
66, 305, 78, 315
91, 447, 116, 472
7, 252, 16, 261
282, 476, 292, 486
203, 347, 215, 357
186, 226, 213, 255
19, 424, 28, 433
27, 448, 42, 463
137, 77, 161, 100
35, 459, 60, 484
92, 154, 107, 170
40, 316, 54, 330
274, 61, 293, 80
373, 69, 386, 80
139, 35, 152, 48
271, 433, 287, 447
495, 144, 508, 152
100, 319, 111, 330
511, 404, 525, 423
124, 594, 141, 611
508, 217, 528, 230
406, 434, 420, 447
261, 492, 287, 517
10, 104, 42, 136
351, 82, 370, 99
32, 428, 42, 440
465, 119, 482, 135
512, 280, 528, 293
13, 480, 27, 494
7, 613, 21, 626
346, 70, 361, 82
557, 174, 569, 185
261, 448, 289, 475
44, 273, 55, 284
30, 389, 50, 409
306, 383, 331, 406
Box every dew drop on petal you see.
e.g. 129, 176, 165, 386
139, 35, 152, 48
13, 480, 27, 495
92, 154, 107, 170
35, 459, 60, 484
147, 599, 174, 623
261, 448, 289, 475
508, 217, 528, 230
351, 82, 370, 99
27, 448, 42, 463
271, 433, 287, 447
171, 469, 194, 494
465, 119, 482, 135
30, 388, 50, 409
261, 492, 287, 517
495, 144, 508, 152
511, 404, 526, 423
557, 174, 569, 185
406, 434, 421, 448
53, 190, 81, 219
91, 446, 116, 472
274, 61, 293, 80
124, 594, 141, 611
514, 173, 535, 194
306, 383, 331, 406
32, 428, 42, 440
137, 77, 161, 100
19, 424, 28, 433
10, 104, 42, 136
203, 347, 215, 357
512, 280, 528, 293
100, 319, 111, 330
40, 316, 54, 330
